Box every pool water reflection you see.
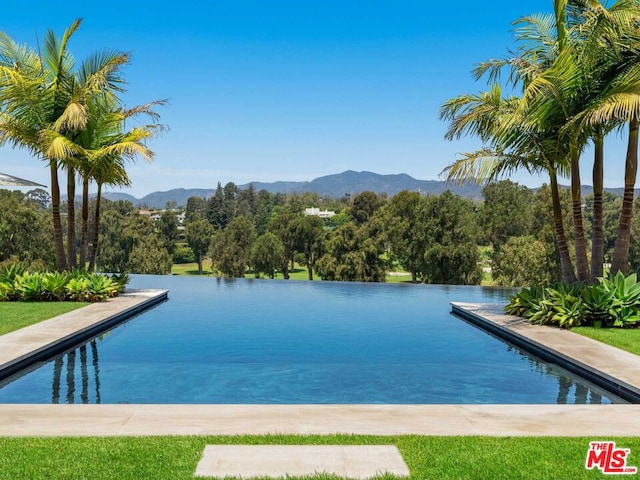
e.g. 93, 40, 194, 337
0, 276, 625, 404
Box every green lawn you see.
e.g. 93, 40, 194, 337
1, 435, 637, 480
572, 326, 640, 356
0, 302, 88, 336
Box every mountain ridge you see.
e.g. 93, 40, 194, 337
101, 170, 485, 208
95, 170, 634, 209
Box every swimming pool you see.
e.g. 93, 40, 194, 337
0, 275, 623, 404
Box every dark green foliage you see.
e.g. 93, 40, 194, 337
172, 244, 196, 264
184, 218, 215, 274
491, 236, 557, 287
0, 190, 55, 267
421, 192, 482, 285
481, 180, 533, 250
316, 222, 387, 282
96, 201, 172, 274
505, 272, 640, 328
252, 232, 285, 278
0, 264, 125, 302
127, 236, 173, 275
291, 215, 324, 280
210, 216, 256, 277
350, 191, 385, 224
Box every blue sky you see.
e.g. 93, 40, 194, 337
0, 0, 632, 196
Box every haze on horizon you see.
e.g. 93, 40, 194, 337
0, 0, 633, 197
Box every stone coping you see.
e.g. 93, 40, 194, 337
451, 302, 640, 403
0, 289, 168, 382
0, 404, 639, 437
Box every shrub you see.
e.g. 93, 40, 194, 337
505, 273, 640, 328
0, 263, 125, 303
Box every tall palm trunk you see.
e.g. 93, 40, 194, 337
611, 119, 639, 274
50, 161, 67, 272
66, 168, 77, 269
88, 183, 103, 272
570, 143, 590, 281
550, 170, 577, 283
79, 176, 90, 268
591, 134, 604, 282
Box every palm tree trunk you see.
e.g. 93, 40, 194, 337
550, 170, 577, 283
66, 168, 77, 269
611, 119, 639, 275
591, 134, 605, 282
570, 143, 590, 282
50, 161, 67, 272
88, 183, 103, 272
79, 176, 90, 268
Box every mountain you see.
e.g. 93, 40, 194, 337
96, 170, 635, 209
101, 171, 484, 208
245, 170, 489, 199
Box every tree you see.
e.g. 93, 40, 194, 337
252, 232, 284, 278
480, 180, 533, 251
185, 218, 214, 274
158, 210, 179, 255
185, 196, 207, 223
0, 19, 130, 271
350, 191, 384, 224
421, 192, 482, 285
492, 235, 557, 287
383, 190, 428, 283
0, 189, 54, 266
210, 216, 256, 277
316, 221, 387, 282
268, 212, 298, 279
127, 235, 172, 275
291, 215, 324, 280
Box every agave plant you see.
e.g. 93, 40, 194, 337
86, 274, 119, 301
41, 271, 70, 301
65, 277, 90, 302
14, 272, 44, 301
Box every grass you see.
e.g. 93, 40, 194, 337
0, 435, 638, 480
0, 302, 88, 336
572, 326, 640, 356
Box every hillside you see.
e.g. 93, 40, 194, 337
101, 170, 485, 208
95, 170, 636, 209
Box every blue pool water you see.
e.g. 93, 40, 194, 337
0, 275, 622, 404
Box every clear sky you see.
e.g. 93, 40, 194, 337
0, 0, 632, 197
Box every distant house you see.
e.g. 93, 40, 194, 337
304, 207, 336, 218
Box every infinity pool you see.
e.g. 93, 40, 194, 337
0, 275, 623, 404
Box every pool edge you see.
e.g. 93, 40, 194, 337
451, 302, 640, 404
0, 289, 168, 382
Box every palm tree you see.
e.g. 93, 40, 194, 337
440, 86, 578, 283
70, 97, 164, 270
0, 19, 129, 271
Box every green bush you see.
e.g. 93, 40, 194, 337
172, 244, 196, 264
0, 263, 128, 303
505, 272, 640, 328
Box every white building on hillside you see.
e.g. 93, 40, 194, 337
304, 207, 336, 218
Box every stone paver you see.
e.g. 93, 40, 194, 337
0, 404, 638, 436
193, 445, 410, 479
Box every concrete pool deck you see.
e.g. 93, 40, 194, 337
0, 297, 638, 437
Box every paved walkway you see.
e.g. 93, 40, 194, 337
0, 298, 638, 437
